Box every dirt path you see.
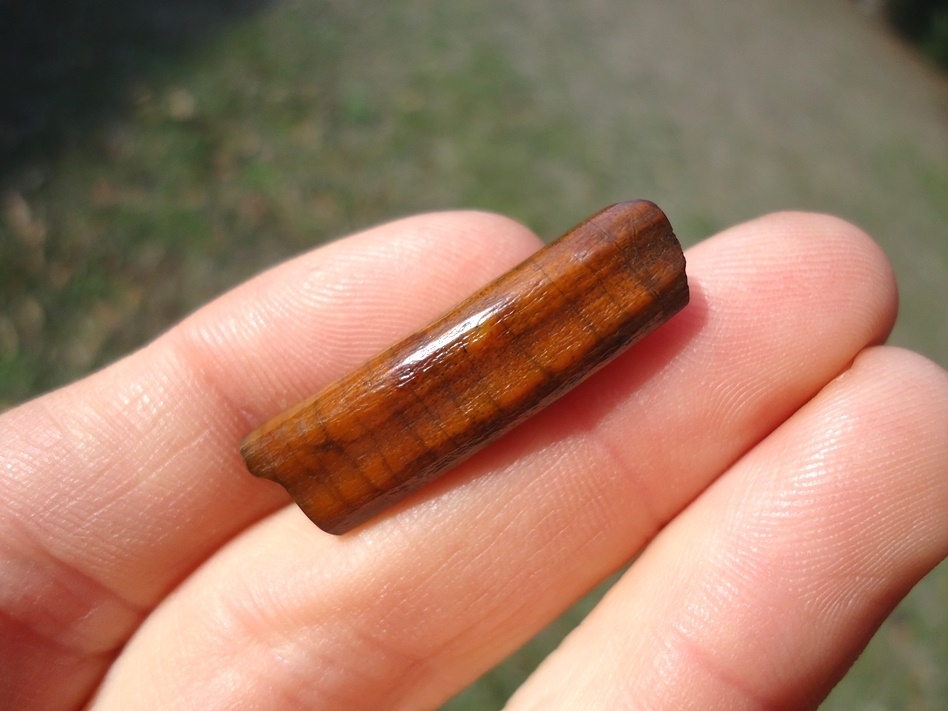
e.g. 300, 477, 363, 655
469, 0, 948, 362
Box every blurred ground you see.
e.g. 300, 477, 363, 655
1, 0, 946, 708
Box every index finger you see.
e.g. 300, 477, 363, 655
0, 210, 542, 711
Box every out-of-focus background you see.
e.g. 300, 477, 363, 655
1, 0, 945, 707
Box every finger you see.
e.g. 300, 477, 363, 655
0, 211, 542, 711
92, 214, 899, 710
507, 347, 948, 710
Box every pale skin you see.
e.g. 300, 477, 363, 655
1, 210, 947, 710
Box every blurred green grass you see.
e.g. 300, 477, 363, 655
1, 0, 946, 708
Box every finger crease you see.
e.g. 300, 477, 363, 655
1, 513, 148, 657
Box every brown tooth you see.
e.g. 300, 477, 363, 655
240, 199, 689, 535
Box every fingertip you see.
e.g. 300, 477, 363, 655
846, 347, 948, 525
689, 210, 898, 355
849, 343, 948, 395
170, 209, 543, 413
768, 211, 899, 335
323, 209, 543, 314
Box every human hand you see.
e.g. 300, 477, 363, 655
2, 210, 946, 710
